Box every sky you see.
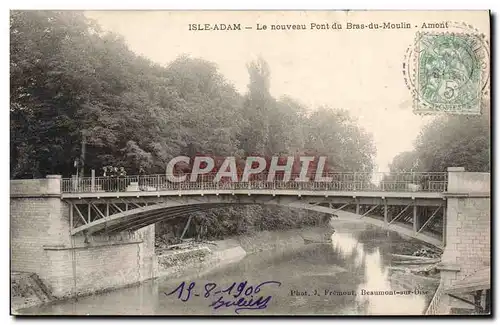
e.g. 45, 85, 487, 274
84, 10, 489, 172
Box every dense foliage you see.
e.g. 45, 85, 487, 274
389, 104, 490, 173
11, 11, 376, 178
13, 11, 490, 242
11, 11, 377, 240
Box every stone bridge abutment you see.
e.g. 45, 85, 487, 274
10, 175, 157, 299
431, 167, 491, 314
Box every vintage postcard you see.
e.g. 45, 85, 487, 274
10, 10, 491, 316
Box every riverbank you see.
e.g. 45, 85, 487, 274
153, 223, 440, 310
13, 222, 441, 315
12, 226, 334, 314
155, 226, 334, 280
11, 272, 53, 312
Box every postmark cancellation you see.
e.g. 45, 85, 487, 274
406, 30, 489, 115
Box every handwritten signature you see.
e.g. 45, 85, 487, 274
164, 280, 282, 314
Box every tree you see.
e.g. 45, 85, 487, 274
414, 108, 490, 172
10, 12, 244, 177
239, 57, 275, 155
389, 151, 420, 172
165, 56, 244, 158
303, 107, 376, 172
10, 11, 99, 177
388, 103, 490, 173
268, 96, 307, 155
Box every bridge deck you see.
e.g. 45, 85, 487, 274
61, 172, 448, 196
61, 189, 444, 199
60, 173, 447, 248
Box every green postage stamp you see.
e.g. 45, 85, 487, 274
412, 32, 489, 115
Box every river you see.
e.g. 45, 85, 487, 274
19, 222, 438, 315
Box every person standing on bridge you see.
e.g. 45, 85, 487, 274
106, 165, 117, 191
138, 166, 146, 190
102, 166, 111, 191
117, 166, 126, 191
106, 165, 115, 177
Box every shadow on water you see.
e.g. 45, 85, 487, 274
19, 223, 430, 315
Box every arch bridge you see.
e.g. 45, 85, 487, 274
11, 167, 490, 311
61, 171, 448, 248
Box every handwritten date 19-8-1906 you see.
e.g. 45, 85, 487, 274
164, 280, 282, 314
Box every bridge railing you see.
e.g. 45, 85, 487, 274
61, 172, 447, 194
425, 279, 446, 315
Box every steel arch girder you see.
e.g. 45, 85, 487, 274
69, 195, 277, 235
67, 194, 443, 248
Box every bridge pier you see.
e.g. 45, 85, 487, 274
433, 167, 490, 314
10, 175, 157, 299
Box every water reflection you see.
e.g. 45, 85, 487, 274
20, 225, 431, 315
331, 230, 427, 315
330, 232, 365, 269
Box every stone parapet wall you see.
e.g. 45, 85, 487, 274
11, 176, 62, 196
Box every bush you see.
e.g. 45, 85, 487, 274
155, 205, 328, 243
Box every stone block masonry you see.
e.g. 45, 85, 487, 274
11, 176, 157, 300
441, 196, 490, 284
441, 168, 491, 283
435, 168, 491, 314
